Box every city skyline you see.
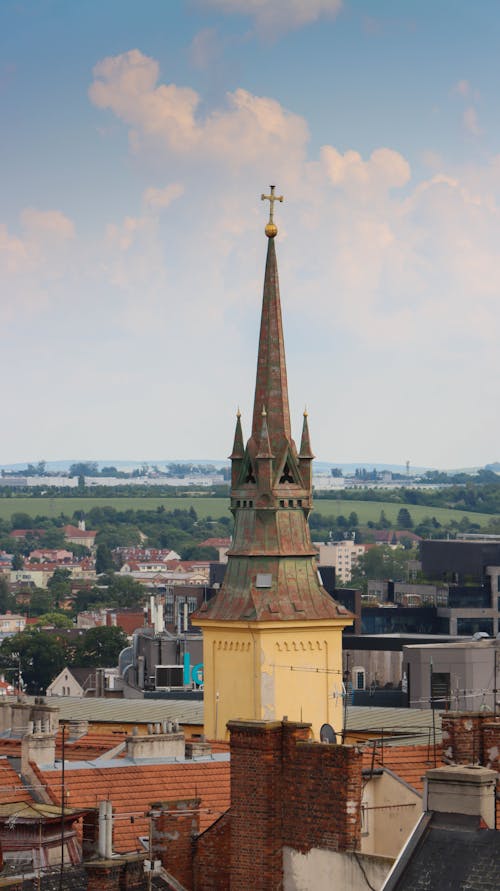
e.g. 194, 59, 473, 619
3, 1, 500, 467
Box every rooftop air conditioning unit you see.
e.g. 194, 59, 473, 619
155, 665, 184, 690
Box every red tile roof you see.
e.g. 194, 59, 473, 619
362, 743, 442, 794
37, 759, 230, 853
0, 759, 32, 803
198, 539, 231, 548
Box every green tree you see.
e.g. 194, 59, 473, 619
181, 545, 218, 561
378, 510, 392, 529
0, 629, 71, 693
75, 626, 128, 667
10, 513, 33, 530
349, 545, 416, 592
397, 508, 414, 529
29, 588, 56, 616
0, 576, 16, 613
93, 574, 145, 609
11, 553, 24, 571
47, 568, 72, 608
69, 462, 99, 477
38, 528, 67, 549
95, 543, 115, 575
33, 612, 74, 629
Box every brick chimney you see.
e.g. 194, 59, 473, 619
227, 719, 363, 891
151, 798, 200, 890
442, 712, 500, 766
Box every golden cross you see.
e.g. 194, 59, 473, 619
261, 185, 284, 225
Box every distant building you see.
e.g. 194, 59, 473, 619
315, 539, 365, 582
403, 637, 500, 711
63, 522, 97, 549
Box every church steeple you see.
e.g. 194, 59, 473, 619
193, 189, 353, 740
251, 233, 292, 458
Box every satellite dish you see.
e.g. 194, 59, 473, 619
319, 723, 337, 744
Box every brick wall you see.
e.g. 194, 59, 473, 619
85, 862, 122, 891
193, 810, 231, 891
281, 722, 362, 853
482, 720, 500, 770
151, 798, 200, 891
228, 721, 284, 891
119, 858, 147, 891
224, 719, 363, 891
441, 713, 500, 830
441, 712, 500, 765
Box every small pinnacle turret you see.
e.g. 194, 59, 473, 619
299, 409, 314, 460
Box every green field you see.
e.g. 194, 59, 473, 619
0, 495, 496, 528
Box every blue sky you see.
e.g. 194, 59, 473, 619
2, 0, 500, 468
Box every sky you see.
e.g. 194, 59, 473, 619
3, 1, 500, 470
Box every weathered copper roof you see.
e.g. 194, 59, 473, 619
250, 236, 291, 458
194, 228, 353, 627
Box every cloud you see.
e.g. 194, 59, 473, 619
20, 208, 75, 240
89, 50, 309, 170
189, 28, 222, 70
202, 0, 342, 33
463, 105, 482, 136
321, 146, 410, 194
454, 79, 471, 98
143, 183, 184, 210
0, 208, 76, 326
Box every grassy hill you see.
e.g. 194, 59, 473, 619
0, 495, 495, 528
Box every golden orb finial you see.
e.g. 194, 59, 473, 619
261, 185, 283, 237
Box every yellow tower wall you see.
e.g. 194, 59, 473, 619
198, 618, 350, 740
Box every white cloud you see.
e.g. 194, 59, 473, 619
454, 79, 471, 98
20, 208, 75, 240
89, 51, 309, 171
321, 146, 410, 194
203, 0, 342, 33
463, 105, 482, 136
143, 183, 184, 210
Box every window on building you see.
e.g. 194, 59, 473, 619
353, 667, 365, 690
430, 671, 451, 709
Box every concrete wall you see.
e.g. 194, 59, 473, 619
344, 648, 403, 688
283, 847, 393, 891
404, 640, 500, 710
361, 771, 421, 858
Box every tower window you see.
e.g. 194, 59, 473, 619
279, 462, 294, 484
280, 500, 285, 508
245, 464, 256, 484
288, 499, 294, 507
